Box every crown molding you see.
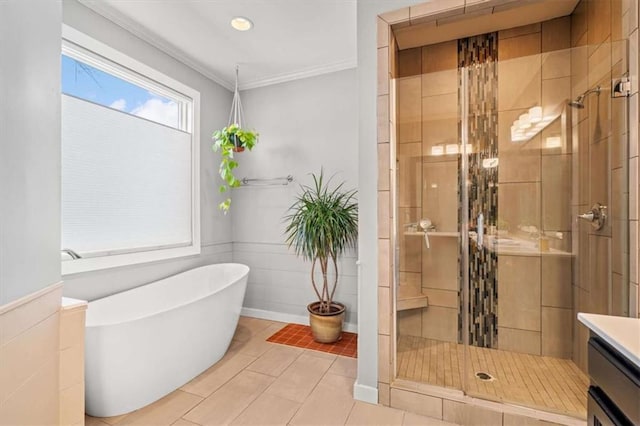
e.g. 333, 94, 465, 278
238, 59, 358, 91
77, 1, 357, 92
78, 0, 235, 91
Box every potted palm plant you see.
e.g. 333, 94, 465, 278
284, 170, 358, 343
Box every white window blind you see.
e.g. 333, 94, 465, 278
62, 94, 193, 256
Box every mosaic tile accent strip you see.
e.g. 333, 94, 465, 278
266, 323, 357, 358
458, 33, 499, 348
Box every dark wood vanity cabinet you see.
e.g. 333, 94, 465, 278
587, 335, 640, 426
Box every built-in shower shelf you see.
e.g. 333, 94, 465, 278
397, 286, 429, 311
404, 231, 459, 237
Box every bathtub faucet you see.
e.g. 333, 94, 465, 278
61, 248, 82, 260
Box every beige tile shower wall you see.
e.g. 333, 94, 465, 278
421, 41, 460, 233
396, 40, 460, 343
0, 284, 62, 424
497, 19, 573, 358
570, 0, 639, 372
386, 0, 640, 366
396, 46, 424, 338
395, 13, 581, 355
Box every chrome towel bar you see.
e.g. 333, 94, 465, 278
240, 175, 293, 186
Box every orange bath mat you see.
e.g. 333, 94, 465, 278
266, 323, 357, 358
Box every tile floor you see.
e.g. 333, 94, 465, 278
85, 317, 457, 426
266, 323, 357, 358
397, 335, 589, 418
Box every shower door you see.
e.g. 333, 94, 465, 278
394, 28, 630, 419
394, 38, 465, 392
459, 35, 630, 418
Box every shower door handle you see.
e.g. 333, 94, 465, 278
477, 213, 484, 248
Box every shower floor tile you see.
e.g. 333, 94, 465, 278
396, 335, 589, 419
266, 323, 357, 358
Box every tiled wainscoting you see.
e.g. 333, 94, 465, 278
0, 283, 63, 424
0, 285, 87, 424
233, 242, 358, 327
59, 297, 88, 425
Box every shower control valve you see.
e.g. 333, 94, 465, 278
577, 203, 607, 230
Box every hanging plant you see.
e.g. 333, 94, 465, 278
212, 66, 258, 213
212, 124, 258, 212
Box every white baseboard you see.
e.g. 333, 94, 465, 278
241, 307, 358, 333
353, 382, 378, 404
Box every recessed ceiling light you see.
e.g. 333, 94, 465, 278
231, 16, 253, 31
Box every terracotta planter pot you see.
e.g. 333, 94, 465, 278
307, 302, 346, 343
231, 135, 245, 152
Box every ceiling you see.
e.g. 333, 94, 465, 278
80, 0, 357, 91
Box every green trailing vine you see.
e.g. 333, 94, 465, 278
212, 123, 258, 213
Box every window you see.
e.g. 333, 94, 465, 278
61, 26, 200, 275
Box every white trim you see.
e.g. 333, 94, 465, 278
76, 1, 234, 91
238, 59, 358, 91
61, 25, 201, 276
62, 43, 191, 108
240, 307, 358, 334
353, 382, 379, 404
62, 246, 201, 276
201, 242, 234, 254
63, 25, 201, 103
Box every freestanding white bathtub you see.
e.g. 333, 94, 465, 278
84, 263, 249, 417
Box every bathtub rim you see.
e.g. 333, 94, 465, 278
85, 262, 249, 328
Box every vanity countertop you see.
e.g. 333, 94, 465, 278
577, 313, 640, 369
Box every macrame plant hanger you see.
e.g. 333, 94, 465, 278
228, 65, 246, 151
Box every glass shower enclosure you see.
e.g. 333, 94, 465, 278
393, 27, 629, 419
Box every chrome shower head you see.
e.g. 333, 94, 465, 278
568, 85, 601, 109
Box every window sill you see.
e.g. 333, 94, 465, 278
61, 244, 201, 276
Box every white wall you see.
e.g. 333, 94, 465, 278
355, 0, 424, 401
0, 5, 62, 421
61, 0, 234, 301
0, 1, 62, 305
231, 69, 359, 325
